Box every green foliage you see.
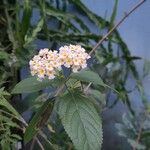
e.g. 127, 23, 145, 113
24, 18, 44, 47
0, 88, 22, 149
56, 89, 103, 150
143, 59, 150, 77
110, 0, 118, 27
89, 89, 106, 106
12, 77, 54, 93
0, 51, 9, 60
0, 0, 149, 149
21, 0, 32, 39
116, 113, 150, 149
24, 98, 53, 143
70, 70, 105, 86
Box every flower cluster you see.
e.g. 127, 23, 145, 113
59, 45, 90, 72
29, 48, 61, 81
29, 45, 90, 80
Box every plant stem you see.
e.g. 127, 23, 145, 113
85, 0, 146, 93
30, 138, 36, 150
132, 126, 143, 150
89, 0, 146, 55
35, 137, 45, 150
132, 111, 148, 150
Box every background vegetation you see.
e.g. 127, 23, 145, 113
0, 0, 149, 149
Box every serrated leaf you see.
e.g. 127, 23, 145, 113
24, 98, 53, 143
12, 77, 53, 93
56, 90, 103, 150
70, 70, 105, 86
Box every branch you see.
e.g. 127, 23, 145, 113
85, 0, 146, 93
132, 111, 148, 150
89, 0, 146, 56
132, 126, 143, 150
35, 137, 45, 150
30, 138, 36, 150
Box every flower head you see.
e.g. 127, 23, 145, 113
29, 49, 61, 81
29, 45, 90, 81
59, 44, 90, 72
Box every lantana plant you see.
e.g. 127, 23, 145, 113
12, 44, 105, 149
11, 1, 145, 149
29, 45, 90, 81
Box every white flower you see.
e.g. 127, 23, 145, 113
29, 49, 61, 81
29, 45, 90, 81
59, 44, 90, 72
39, 48, 49, 56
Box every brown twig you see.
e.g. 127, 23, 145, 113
89, 0, 146, 56
132, 111, 149, 150
132, 126, 143, 150
85, 0, 146, 93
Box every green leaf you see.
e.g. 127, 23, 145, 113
24, 98, 53, 143
12, 77, 53, 94
143, 59, 150, 77
66, 78, 81, 89
128, 139, 145, 150
0, 87, 10, 96
10, 134, 22, 140
69, 0, 104, 28
1, 140, 11, 150
89, 89, 106, 106
70, 70, 105, 86
0, 88, 20, 118
24, 18, 44, 47
31, 93, 48, 110
0, 97, 20, 118
56, 90, 103, 150
136, 80, 148, 108
116, 123, 128, 137
4, 1, 18, 51
110, 0, 118, 27
0, 51, 9, 60
21, 0, 32, 39
141, 131, 150, 138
